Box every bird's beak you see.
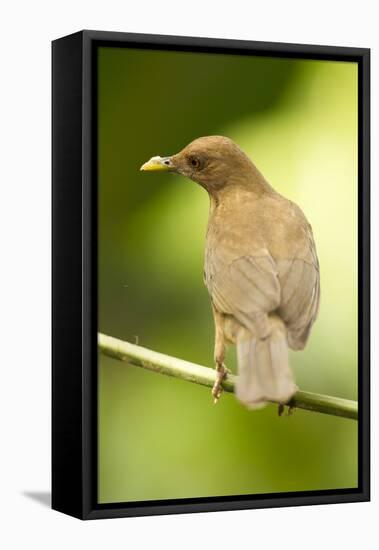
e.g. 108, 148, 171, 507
140, 156, 173, 172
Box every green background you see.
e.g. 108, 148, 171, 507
98, 46, 358, 503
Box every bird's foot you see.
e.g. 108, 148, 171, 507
278, 403, 296, 417
212, 363, 229, 404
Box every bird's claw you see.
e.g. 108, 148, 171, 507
278, 403, 296, 416
212, 363, 229, 404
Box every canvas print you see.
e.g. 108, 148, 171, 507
97, 46, 358, 504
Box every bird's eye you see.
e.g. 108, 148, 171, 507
189, 156, 201, 169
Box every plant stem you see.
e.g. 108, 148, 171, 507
98, 333, 358, 420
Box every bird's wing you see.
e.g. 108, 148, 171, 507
206, 226, 320, 347
206, 250, 281, 338
277, 226, 320, 349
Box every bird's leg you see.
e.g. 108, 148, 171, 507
212, 306, 228, 404
213, 362, 228, 404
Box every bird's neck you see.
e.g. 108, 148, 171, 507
208, 169, 273, 212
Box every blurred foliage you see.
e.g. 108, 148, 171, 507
98, 47, 358, 503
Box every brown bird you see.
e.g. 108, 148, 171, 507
141, 136, 320, 409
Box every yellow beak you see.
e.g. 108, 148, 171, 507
140, 156, 172, 172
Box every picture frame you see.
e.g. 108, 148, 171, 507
52, 30, 370, 520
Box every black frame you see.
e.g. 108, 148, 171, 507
52, 30, 370, 520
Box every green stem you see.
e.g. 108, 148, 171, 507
98, 333, 358, 421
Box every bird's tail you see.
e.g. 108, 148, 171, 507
235, 316, 297, 409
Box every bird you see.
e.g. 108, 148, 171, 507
140, 136, 320, 410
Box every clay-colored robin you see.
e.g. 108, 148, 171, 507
141, 136, 320, 409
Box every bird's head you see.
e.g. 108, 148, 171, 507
140, 136, 255, 194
